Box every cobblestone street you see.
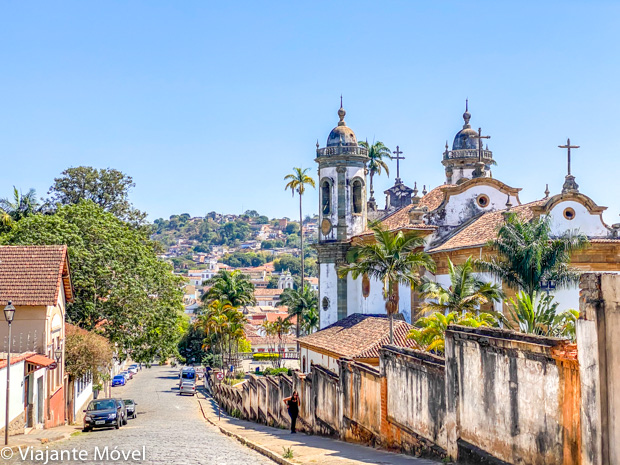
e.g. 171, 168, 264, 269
5, 365, 274, 465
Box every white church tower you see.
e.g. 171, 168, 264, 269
315, 101, 369, 329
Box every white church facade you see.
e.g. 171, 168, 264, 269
315, 102, 620, 329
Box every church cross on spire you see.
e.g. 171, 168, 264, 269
559, 138, 579, 176
393, 146, 405, 183
558, 138, 580, 193
470, 127, 491, 163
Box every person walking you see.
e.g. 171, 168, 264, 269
283, 391, 300, 434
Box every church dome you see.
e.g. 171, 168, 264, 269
326, 105, 358, 147
453, 127, 479, 150
452, 104, 478, 150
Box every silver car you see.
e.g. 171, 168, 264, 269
179, 381, 196, 396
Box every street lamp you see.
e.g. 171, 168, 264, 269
3, 301, 15, 446
54, 347, 62, 362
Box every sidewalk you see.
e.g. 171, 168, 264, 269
196, 387, 438, 465
4, 423, 80, 451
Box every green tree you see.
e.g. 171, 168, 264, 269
202, 270, 256, 309
358, 140, 391, 202
338, 222, 436, 344
284, 167, 315, 301
65, 324, 113, 383
262, 317, 293, 368
277, 286, 318, 344
195, 299, 232, 368
273, 255, 301, 275
408, 311, 499, 354
418, 257, 504, 315
48, 167, 146, 224
0, 186, 40, 226
1, 200, 185, 362
475, 213, 589, 300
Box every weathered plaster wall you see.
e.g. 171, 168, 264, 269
445, 326, 580, 465
382, 347, 447, 452
319, 263, 338, 329
577, 272, 620, 465
439, 185, 519, 227
213, 326, 583, 465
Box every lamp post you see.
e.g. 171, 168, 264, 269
3, 301, 15, 446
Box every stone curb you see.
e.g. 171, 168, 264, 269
4, 431, 73, 453
196, 395, 296, 465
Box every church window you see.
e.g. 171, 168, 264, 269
563, 207, 576, 220
477, 194, 490, 208
352, 180, 363, 214
321, 180, 331, 215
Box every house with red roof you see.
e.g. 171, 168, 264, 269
0, 246, 74, 433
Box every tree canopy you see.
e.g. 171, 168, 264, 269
48, 167, 146, 224
1, 200, 185, 362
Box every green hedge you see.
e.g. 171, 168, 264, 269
253, 353, 280, 360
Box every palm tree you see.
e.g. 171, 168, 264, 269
0, 186, 40, 225
277, 286, 318, 342
475, 213, 589, 300
418, 257, 504, 315
284, 167, 316, 295
262, 317, 293, 368
338, 222, 436, 344
302, 306, 320, 335
202, 270, 256, 310
358, 140, 391, 202
195, 299, 233, 368
408, 311, 499, 354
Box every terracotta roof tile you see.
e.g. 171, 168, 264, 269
254, 289, 284, 297
0, 246, 72, 306
298, 314, 415, 359
429, 200, 546, 253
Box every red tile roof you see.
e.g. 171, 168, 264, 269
0, 246, 73, 306
254, 289, 284, 297
298, 314, 415, 359
429, 200, 546, 253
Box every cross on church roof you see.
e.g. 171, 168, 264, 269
558, 138, 580, 193
558, 138, 579, 176
392, 146, 405, 183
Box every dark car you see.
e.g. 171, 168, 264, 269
112, 375, 125, 387
83, 398, 122, 431
123, 399, 137, 419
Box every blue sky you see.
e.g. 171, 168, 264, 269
1, 1, 619, 225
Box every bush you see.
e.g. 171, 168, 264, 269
262, 367, 289, 376
253, 353, 280, 360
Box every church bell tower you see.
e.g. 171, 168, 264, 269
315, 101, 369, 328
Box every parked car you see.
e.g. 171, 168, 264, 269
179, 381, 196, 396
129, 363, 141, 371
115, 398, 128, 425
120, 371, 133, 380
112, 375, 126, 387
83, 398, 122, 431
123, 399, 137, 419
128, 366, 139, 375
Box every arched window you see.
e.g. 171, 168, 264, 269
321, 180, 331, 215
352, 180, 363, 214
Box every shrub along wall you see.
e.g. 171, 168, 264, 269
211, 325, 582, 464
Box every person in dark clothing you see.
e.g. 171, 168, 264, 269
283, 391, 300, 433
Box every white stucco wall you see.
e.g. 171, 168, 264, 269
319, 263, 338, 329
441, 185, 519, 226
359, 276, 387, 315
0, 360, 25, 429
346, 275, 362, 317
548, 201, 609, 237
74, 377, 93, 418
301, 347, 339, 374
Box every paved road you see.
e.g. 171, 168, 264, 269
7, 365, 274, 465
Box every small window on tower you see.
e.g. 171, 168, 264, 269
321, 181, 331, 215
352, 180, 363, 214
